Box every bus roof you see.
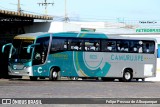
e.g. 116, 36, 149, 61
13, 32, 157, 41
53, 32, 107, 38
14, 32, 49, 40
107, 34, 157, 41
53, 32, 157, 41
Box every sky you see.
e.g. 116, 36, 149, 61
0, 0, 160, 22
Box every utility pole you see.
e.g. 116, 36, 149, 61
37, 0, 54, 15
64, 0, 69, 22
10, 0, 22, 13
17, 0, 21, 13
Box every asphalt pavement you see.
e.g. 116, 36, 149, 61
0, 78, 160, 107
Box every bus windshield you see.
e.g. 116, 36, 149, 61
10, 39, 34, 63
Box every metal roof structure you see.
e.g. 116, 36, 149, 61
0, 9, 53, 22
0, 9, 53, 38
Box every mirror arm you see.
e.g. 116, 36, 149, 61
27, 43, 40, 53
2, 43, 12, 53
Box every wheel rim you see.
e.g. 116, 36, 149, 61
124, 72, 131, 80
52, 71, 58, 78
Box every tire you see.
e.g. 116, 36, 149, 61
49, 68, 59, 81
122, 69, 133, 82
30, 76, 38, 81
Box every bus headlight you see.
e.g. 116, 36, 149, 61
24, 66, 30, 69
13, 65, 17, 70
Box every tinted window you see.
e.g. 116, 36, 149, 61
50, 38, 68, 52
101, 40, 116, 52
68, 39, 83, 51
117, 40, 129, 52
84, 39, 100, 51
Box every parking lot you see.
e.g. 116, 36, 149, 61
0, 78, 160, 98
1, 78, 160, 106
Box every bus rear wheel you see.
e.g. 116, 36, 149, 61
122, 69, 133, 82
49, 68, 59, 81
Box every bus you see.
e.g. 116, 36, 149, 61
0, 37, 22, 79
2, 32, 157, 82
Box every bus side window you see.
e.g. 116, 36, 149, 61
63, 41, 68, 50
107, 41, 116, 52
149, 43, 155, 53
137, 41, 143, 53
107, 43, 112, 51
50, 38, 67, 52
143, 41, 155, 54
145, 43, 150, 53
133, 46, 138, 52
84, 40, 100, 52
90, 42, 100, 51
68, 39, 83, 51
130, 41, 138, 53
101, 40, 116, 52
117, 41, 129, 52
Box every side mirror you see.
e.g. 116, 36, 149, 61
2, 43, 12, 53
27, 43, 40, 53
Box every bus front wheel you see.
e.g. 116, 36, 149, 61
49, 68, 59, 81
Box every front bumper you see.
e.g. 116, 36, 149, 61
8, 66, 33, 76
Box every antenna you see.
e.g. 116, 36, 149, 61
37, 0, 54, 15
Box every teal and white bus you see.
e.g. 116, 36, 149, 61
2, 32, 157, 81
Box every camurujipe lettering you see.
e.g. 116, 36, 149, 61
111, 54, 143, 61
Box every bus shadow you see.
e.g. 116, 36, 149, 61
7, 78, 156, 83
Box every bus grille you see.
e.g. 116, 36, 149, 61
12, 65, 24, 70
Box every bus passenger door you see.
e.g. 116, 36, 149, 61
32, 37, 50, 77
